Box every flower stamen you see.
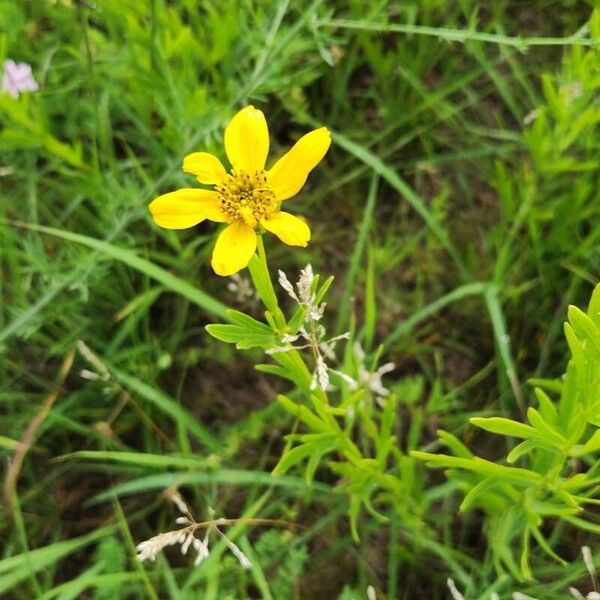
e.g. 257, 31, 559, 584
216, 170, 277, 227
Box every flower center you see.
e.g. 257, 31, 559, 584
216, 170, 277, 227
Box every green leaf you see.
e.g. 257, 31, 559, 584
379, 392, 398, 441
305, 451, 324, 485
304, 440, 338, 484
528, 500, 580, 518
529, 526, 567, 565
315, 275, 335, 305
270, 351, 313, 391
526, 408, 566, 446
0, 527, 113, 595
470, 417, 539, 440
587, 283, 600, 327
534, 388, 558, 425
298, 432, 338, 444
527, 377, 562, 394
571, 429, 600, 456
568, 305, 600, 357
111, 367, 220, 451
255, 363, 295, 381
564, 322, 584, 366
363, 245, 377, 348
40, 572, 143, 600
287, 306, 306, 332
87, 469, 332, 506
411, 451, 542, 484
559, 360, 579, 429
226, 309, 274, 334
205, 324, 276, 349
247, 251, 278, 315
562, 473, 594, 491
484, 285, 521, 410
348, 495, 362, 542
564, 516, 600, 534
273, 444, 318, 476
206, 308, 278, 348
12, 222, 228, 319
507, 440, 539, 464
437, 429, 474, 459
56, 450, 207, 469
460, 478, 501, 512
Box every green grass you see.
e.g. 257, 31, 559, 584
2, 1, 600, 598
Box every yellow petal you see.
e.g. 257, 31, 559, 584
149, 189, 227, 229
211, 221, 257, 276
224, 105, 269, 173
267, 127, 331, 201
261, 211, 311, 247
182, 152, 227, 184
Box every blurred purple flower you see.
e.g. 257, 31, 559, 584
2, 59, 39, 99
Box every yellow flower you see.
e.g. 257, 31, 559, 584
149, 106, 331, 276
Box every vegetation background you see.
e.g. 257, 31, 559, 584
1, 0, 599, 598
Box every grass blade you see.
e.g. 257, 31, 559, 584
12, 221, 228, 319
384, 282, 488, 348
333, 131, 468, 278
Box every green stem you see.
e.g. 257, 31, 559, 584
256, 235, 272, 283
247, 235, 286, 327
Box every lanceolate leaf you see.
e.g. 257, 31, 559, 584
469, 417, 539, 440
205, 324, 277, 349
410, 452, 542, 484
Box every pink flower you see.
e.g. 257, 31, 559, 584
2, 59, 38, 99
